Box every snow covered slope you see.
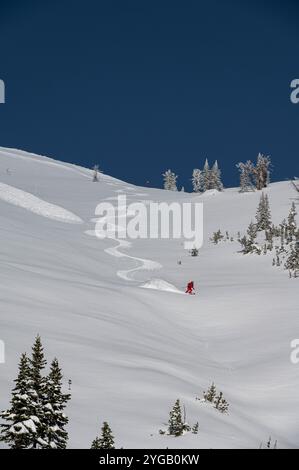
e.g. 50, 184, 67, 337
0, 147, 298, 448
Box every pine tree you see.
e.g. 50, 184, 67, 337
0, 354, 39, 448
236, 161, 255, 192
192, 422, 199, 434
256, 193, 272, 231
214, 392, 229, 413
92, 165, 100, 182
210, 161, 223, 191
91, 436, 101, 449
168, 399, 185, 437
163, 169, 178, 191
29, 335, 47, 448
254, 153, 271, 190
191, 169, 203, 193
92, 421, 115, 449
203, 383, 217, 402
287, 202, 297, 237
190, 247, 199, 257
210, 230, 224, 244
42, 358, 71, 449
247, 221, 257, 241
285, 243, 299, 276
202, 158, 211, 192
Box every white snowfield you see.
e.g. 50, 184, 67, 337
0, 183, 83, 224
0, 147, 298, 449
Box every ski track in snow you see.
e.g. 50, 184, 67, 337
86, 210, 182, 292
104, 238, 162, 282
0, 182, 83, 224
86, 229, 162, 282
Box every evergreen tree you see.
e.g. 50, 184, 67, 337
285, 243, 299, 276
92, 165, 100, 182
91, 436, 101, 449
168, 399, 185, 437
214, 392, 229, 413
247, 221, 257, 241
287, 202, 297, 237
190, 247, 199, 257
43, 358, 71, 449
203, 383, 217, 402
0, 354, 39, 448
202, 158, 211, 192
210, 160, 223, 191
163, 169, 178, 191
256, 193, 272, 231
29, 335, 47, 448
254, 153, 271, 190
192, 422, 199, 434
236, 161, 255, 192
210, 230, 224, 244
191, 169, 203, 193
92, 421, 115, 449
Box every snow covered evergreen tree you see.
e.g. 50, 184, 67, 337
91, 436, 101, 449
91, 421, 115, 449
203, 383, 216, 402
168, 399, 186, 437
192, 422, 199, 434
287, 202, 297, 237
285, 243, 299, 276
29, 335, 47, 448
256, 193, 272, 231
42, 358, 71, 449
191, 169, 203, 193
190, 246, 199, 257
92, 165, 100, 182
0, 353, 39, 448
163, 169, 178, 191
254, 153, 271, 190
236, 161, 255, 192
210, 230, 224, 244
202, 158, 211, 192
210, 160, 223, 191
214, 391, 229, 413
247, 221, 257, 241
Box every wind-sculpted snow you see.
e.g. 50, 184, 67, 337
0, 183, 83, 223
141, 278, 184, 294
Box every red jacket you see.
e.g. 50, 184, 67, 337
186, 281, 194, 293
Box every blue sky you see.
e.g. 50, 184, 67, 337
0, 0, 298, 190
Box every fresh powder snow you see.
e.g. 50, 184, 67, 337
0, 147, 298, 449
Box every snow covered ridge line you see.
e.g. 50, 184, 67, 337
93, 195, 203, 249
0, 183, 83, 224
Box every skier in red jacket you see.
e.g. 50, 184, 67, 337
185, 281, 195, 295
